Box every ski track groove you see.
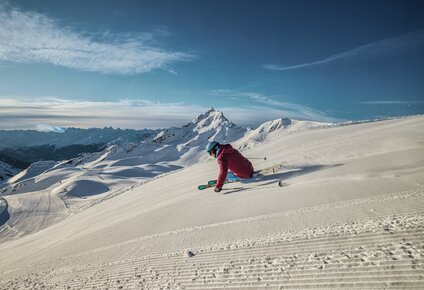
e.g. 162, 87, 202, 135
2, 220, 423, 289
40, 230, 424, 274
53, 254, 424, 286
1, 188, 424, 289
66, 261, 424, 284
42, 187, 424, 264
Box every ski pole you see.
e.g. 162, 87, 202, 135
248, 157, 267, 160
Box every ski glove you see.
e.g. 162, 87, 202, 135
214, 187, 222, 192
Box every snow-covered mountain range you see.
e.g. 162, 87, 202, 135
0, 127, 158, 149
1, 110, 423, 289
0, 127, 158, 181
0, 108, 332, 239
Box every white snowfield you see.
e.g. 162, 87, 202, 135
0, 114, 424, 289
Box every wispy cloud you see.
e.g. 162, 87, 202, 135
0, 97, 207, 130
0, 3, 195, 74
0, 95, 340, 130
208, 89, 340, 122
359, 100, 422, 105
264, 29, 424, 71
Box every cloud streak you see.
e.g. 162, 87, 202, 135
0, 3, 194, 74
264, 29, 424, 71
359, 100, 422, 105
0, 95, 340, 131
208, 89, 340, 122
0, 97, 207, 130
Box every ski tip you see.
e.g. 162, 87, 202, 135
198, 185, 207, 190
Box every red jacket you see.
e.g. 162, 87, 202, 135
216, 144, 254, 189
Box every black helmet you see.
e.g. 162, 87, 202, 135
206, 141, 219, 155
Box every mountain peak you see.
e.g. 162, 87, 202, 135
153, 109, 244, 147
192, 108, 234, 130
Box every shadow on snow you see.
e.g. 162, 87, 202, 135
0, 197, 10, 227
222, 164, 342, 195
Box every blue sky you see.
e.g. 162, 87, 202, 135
0, 0, 423, 130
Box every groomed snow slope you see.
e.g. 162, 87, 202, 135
0, 116, 424, 289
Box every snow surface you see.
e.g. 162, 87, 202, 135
0, 111, 423, 289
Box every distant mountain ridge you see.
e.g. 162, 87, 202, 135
0, 127, 159, 149
0, 109, 333, 186
8, 108, 332, 181
0, 127, 159, 181
0, 144, 105, 164
0, 108, 336, 240
0, 108, 250, 195
65, 108, 248, 168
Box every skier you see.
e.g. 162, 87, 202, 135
206, 141, 254, 192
